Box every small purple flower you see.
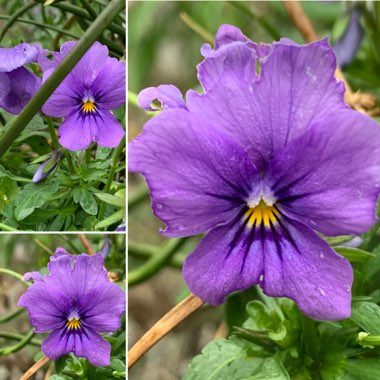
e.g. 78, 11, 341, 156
18, 248, 125, 366
41, 41, 125, 151
129, 25, 380, 320
0, 43, 42, 114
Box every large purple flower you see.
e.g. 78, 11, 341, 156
18, 248, 125, 366
129, 25, 380, 320
41, 41, 125, 151
0, 43, 42, 114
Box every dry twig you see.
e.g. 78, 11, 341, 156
20, 355, 50, 380
128, 293, 204, 369
78, 234, 95, 255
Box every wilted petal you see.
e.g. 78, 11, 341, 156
268, 109, 380, 236
138, 84, 186, 111
129, 109, 258, 237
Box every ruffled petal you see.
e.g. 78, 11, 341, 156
92, 57, 126, 110
0, 67, 41, 115
187, 38, 347, 169
129, 109, 258, 237
138, 84, 186, 111
197, 25, 257, 92
267, 109, 380, 236
0, 43, 39, 72
262, 218, 352, 320
183, 212, 264, 305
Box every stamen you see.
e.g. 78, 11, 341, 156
245, 199, 279, 229
66, 317, 81, 330
81, 99, 96, 113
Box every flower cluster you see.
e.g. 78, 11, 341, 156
130, 25, 380, 320
18, 248, 125, 366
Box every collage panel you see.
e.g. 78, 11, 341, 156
0, 233, 126, 378
129, 1, 380, 380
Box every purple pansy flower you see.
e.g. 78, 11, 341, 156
0, 43, 42, 114
18, 248, 125, 366
129, 25, 380, 320
41, 41, 125, 151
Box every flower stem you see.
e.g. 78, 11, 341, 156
78, 234, 95, 255
46, 117, 59, 150
20, 355, 50, 380
98, 139, 125, 223
0, 330, 35, 355
0, 222, 19, 232
301, 314, 320, 378
128, 238, 187, 286
0, 331, 42, 347
0, 308, 24, 323
0, 268, 30, 286
85, 148, 92, 164
0, 0, 125, 158
65, 152, 76, 174
128, 293, 204, 369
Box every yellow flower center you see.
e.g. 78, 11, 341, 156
245, 199, 279, 228
81, 99, 96, 113
66, 317, 81, 330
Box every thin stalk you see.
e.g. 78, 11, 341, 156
0, 0, 125, 158
0, 331, 42, 347
0, 16, 80, 39
33, 238, 54, 255
128, 293, 204, 368
0, 268, 30, 286
85, 148, 91, 165
98, 139, 125, 222
65, 152, 76, 174
301, 314, 320, 378
128, 238, 187, 286
46, 117, 59, 150
0, 2, 37, 42
20, 355, 50, 380
79, 0, 98, 20
0, 308, 24, 323
0, 223, 19, 231
0, 330, 35, 355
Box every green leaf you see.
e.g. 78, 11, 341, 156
0, 164, 32, 183
95, 209, 124, 229
183, 339, 289, 380
110, 358, 126, 372
350, 302, 380, 334
95, 192, 125, 208
344, 359, 380, 379
14, 182, 59, 221
335, 247, 375, 262
78, 189, 98, 215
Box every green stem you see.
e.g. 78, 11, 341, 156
46, 117, 59, 150
0, 15, 80, 39
35, 0, 125, 39
128, 183, 149, 211
0, 330, 35, 355
129, 238, 187, 286
79, 0, 98, 20
0, 2, 37, 42
65, 152, 76, 174
0, 331, 42, 347
0, 223, 19, 232
228, 1, 281, 40
0, 0, 125, 158
0, 268, 30, 286
98, 139, 125, 222
0, 308, 24, 323
129, 241, 184, 269
85, 148, 92, 165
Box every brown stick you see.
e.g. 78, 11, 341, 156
78, 234, 95, 255
128, 293, 204, 369
283, 0, 354, 97
20, 355, 50, 380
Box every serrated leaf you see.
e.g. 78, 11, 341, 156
14, 182, 59, 221
183, 339, 289, 380
110, 358, 125, 372
79, 189, 98, 215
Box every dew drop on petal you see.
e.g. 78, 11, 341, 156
156, 203, 163, 209
318, 287, 326, 296
259, 274, 264, 282
320, 253, 324, 259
